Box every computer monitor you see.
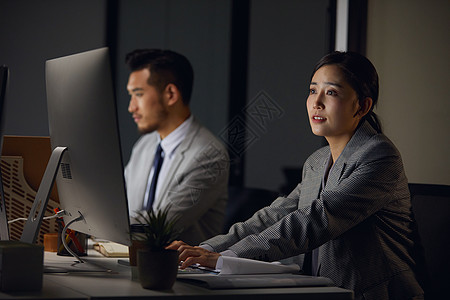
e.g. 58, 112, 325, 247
0, 65, 10, 240
20, 48, 131, 249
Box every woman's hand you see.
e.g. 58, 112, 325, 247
166, 240, 221, 269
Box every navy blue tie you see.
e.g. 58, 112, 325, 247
145, 143, 164, 211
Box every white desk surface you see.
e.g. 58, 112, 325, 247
0, 249, 354, 299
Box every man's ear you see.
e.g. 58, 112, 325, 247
358, 97, 373, 118
164, 83, 181, 106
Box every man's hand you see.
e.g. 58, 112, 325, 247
167, 240, 220, 269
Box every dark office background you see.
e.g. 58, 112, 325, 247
0, 0, 335, 194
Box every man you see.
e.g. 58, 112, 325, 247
124, 49, 229, 245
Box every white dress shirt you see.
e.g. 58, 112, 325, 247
142, 115, 194, 209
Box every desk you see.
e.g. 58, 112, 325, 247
0, 250, 354, 299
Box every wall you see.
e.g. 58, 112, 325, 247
115, 0, 231, 161
366, 0, 450, 185
115, 0, 333, 192
243, 0, 331, 192
0, 0, 231, 167
0, 0, 333, 193
0, 0, 108, 136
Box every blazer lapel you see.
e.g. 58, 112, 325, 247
299, 154, 329, 206
155, 119, 201, 209
326, 121, 377, 188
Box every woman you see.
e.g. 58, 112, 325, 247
169, 52, 424, 299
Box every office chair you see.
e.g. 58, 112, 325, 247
224, 186, 279, 233
409, 183, 450, 299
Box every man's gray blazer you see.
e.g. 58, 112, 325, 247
202, 121, 423, 300
125, 117, 229, 245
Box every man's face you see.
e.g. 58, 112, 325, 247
127, 68, 168, 134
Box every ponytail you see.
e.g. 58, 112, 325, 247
364, 111, 382, 133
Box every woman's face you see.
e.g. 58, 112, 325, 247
306, 64, 362, 145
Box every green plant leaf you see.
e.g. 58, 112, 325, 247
133, 205, 181, 250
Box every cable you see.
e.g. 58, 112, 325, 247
7, 217, 27, 224
8, 210, 66, 224
61, 212, 85, 264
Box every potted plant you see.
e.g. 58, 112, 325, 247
131, 206, 181, 290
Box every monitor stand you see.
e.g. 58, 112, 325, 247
20, 147, 67, 244
19, 146, 112, 273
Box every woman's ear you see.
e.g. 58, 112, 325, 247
358, 97, 373, 118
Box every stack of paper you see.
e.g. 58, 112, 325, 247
93, 241, 129, 257
219, 256, 300, 275
177, 256, 335, 289
177, 273, 334, 289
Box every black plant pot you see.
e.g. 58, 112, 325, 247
137, 249, 178, 290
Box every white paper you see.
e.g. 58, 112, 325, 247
219, 256, 300, 275
177, 273, 335, 289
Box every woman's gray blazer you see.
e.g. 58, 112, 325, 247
202, 121, 424, 300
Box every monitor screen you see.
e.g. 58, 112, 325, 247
44, 48, 130, 246
0, 65, 10, 240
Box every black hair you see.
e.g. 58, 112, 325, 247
312, 51, 382, 133
125, 49, 194, 106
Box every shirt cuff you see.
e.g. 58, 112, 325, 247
216, 249, 238, 270
198, 245, 237, 271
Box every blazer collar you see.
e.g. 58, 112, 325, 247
174, 116, 201, 155
325, 121, 378, 187
336, 121, 377, 164
159, 114, 194, 158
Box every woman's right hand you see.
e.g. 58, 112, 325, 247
166, 240, 220, 269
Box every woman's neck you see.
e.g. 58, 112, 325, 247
326, 134, 352, 163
